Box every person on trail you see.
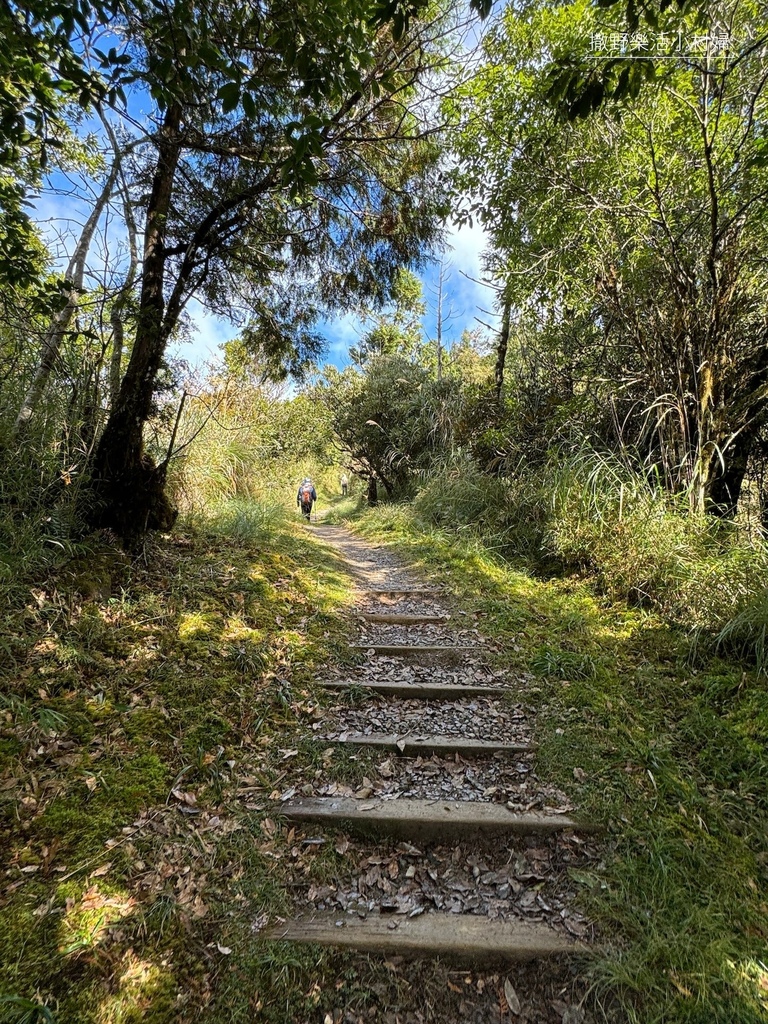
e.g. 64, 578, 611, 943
340, 473, 348, 496
297, 478, 317, 521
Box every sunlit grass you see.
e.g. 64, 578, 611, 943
0, 499, 359, 1024
349, 501, 768, 1024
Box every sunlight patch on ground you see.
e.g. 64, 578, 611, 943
177, 611, 219, 639
96, 951, 168, 1024
59, 883, 136, 957
728, 958, 768, 1012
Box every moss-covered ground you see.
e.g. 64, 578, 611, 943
0, 504, 378, 1024
349, 503, 768, 1024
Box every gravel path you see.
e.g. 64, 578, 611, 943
275, 524, 598, 1024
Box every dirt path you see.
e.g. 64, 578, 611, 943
266, 524, 600, 1024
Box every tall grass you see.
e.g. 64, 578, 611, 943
412, 454, 547, 558
398, 448, 768, 669
546, 450, 768, 631
186, 496, 288, 543
164, 386, 341, 516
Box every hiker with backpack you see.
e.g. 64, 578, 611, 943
296, 478, 317, 521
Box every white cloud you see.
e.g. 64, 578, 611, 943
319, 311, 366, 369
171, 300, 237, 369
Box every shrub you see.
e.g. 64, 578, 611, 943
545, 450, 768, 631
413, 457, 547, 559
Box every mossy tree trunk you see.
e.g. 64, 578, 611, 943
89, 104, 183, 540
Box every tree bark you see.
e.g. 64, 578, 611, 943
367, 474, 378, 505
495, 297, 511, 402
706, 433, 754, 517
90, 104, 183, 539
109, 157, 140, 410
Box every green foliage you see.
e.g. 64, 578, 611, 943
545, 449, 768, 631
353, 499, 768, 1024
350, 267, 426, 365
0, 0, 116, 289
717, 589, 768, 678
322, 356, 463, 496
166, 378, 338, 515
0, 995, 56, 1024
412, 456, 546, 558
447, 0, 768, 515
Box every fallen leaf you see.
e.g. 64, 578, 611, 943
504, 978, 521, 1015
171, 789, 197, 807
217, 942, 232, 955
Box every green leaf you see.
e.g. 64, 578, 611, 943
217, 81, 241, 114
242, 91, 257, 119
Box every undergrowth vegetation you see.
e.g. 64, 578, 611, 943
164, 381, 344, 517
0, 499, 378, 1024
350, 497, 768, 1024
408, 450, 768, 673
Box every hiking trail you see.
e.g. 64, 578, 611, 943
264, 524, 602, 1023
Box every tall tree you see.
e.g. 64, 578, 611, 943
350, 268, 427, 364
449, 0, 768, 514
87, 0, 465, 537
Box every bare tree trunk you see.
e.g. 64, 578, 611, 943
495, 297, 511, 402
109, 165, 140, 410
14, 125, 124, 437
436, 262, 443, 383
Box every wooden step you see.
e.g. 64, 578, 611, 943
279, 796, 594, 842
321, 680, 509, 700
265, 911, 587, 965
362, 588, 444, 595
350, 644, 478, 657
357, 612, 449, 625
323, 732, 532, 757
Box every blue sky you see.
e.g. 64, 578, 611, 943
171, 219, 497, 373
32, 131, 498, 377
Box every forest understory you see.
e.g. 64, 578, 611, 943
1, 495, 766, 1023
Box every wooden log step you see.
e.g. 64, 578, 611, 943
362, 588, 445, 597
357, 612, 449, 625
323, 732, 533, 757
278, 796, 596, 842
265, 911, 587, 965
321, 680, 509, 700
350, 644, 478, 657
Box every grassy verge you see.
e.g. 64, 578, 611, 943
0, 500, 382, 1023
347, 503, 768, 1024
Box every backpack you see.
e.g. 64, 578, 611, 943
300, 484, 313, 504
